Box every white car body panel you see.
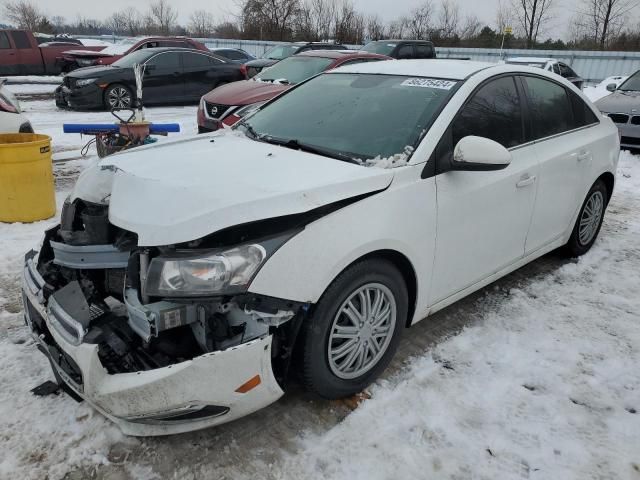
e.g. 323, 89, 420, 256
0, 84, 31, 133
98, 134, 394, 246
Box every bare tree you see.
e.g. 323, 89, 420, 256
188, 9, 216, 37
437, 0, 460, 38
386, 19, 405, 38
366, 13, 386, 41
575, 0, 638, 47
241, 0, 301, 40
333, 0, 364, 43
3, 0, 45, 30
511, 0, 555, 47
104, 11, 126, 34
148, 0, 178, 35
459, 14, 482, 39
122, 7, 142, 36
403, 1, 435, 40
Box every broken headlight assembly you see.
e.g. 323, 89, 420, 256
144, 235, 292, 297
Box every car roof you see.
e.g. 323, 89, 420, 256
333, 59, 495, 80
295, 50, 388, 60
366, 39, 433, 44
507, 57, 554, 64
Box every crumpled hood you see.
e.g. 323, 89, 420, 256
63, 49, 115, 58
86, 133, 393, 246
202, 80, 288, 106
595, 91, 640, 113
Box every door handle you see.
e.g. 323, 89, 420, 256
516, 174, 536, 188
577, 151, 590, 162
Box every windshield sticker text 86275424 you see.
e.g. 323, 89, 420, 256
401, 78, 457, 89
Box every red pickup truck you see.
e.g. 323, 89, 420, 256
0, 29, 105, 75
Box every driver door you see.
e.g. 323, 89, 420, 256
429, 76, 539, 306
143, 51, 185, 104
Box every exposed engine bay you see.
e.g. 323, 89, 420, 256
32, 198, 308, 384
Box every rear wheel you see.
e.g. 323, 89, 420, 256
104, 84, 133, 110
302, 259, 407, 399
563, 179, 608, 257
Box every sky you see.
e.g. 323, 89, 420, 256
7, 0, 576, 40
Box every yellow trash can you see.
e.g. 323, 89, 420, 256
0, 133, 56, 223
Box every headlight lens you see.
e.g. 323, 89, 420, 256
233, 101, 266, 119
77, 59, 96, 66
75, 78, 97, 87
145, 244, 268, 297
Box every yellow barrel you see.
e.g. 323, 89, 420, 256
0, 133, 55, 223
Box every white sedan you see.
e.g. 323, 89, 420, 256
22, 60, 619, 435
0, 81, 33, 133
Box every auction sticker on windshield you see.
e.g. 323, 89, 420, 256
401, 78, 457, 89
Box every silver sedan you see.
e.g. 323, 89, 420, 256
595, 70, 640, 150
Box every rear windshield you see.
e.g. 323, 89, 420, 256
241, 73, 457, 165
619, 71, 640, 92
255, 56, 333, 84
262, 45, 297, 60
362, 42, 396, 55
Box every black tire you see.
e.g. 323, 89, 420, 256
563, 179, 608, 257
302, 258, 407, 399
104, 84, 133, 110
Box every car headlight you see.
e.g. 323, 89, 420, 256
144, 234, 294, 297
233, 101, 266, 119
77, 59, 96, 67
75, 78, 97, 87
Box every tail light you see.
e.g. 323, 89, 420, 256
240, 64, 248, 79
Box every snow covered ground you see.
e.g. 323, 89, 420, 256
0, 86, 639, 480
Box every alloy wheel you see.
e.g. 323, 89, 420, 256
327, 283, 397, 380
107, 87, 132, 109
578, 190, 604, 246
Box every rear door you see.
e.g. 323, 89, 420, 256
182, 52, 229, 101
522, 75, 596, 253
143, 51, 185, 104
430, 75, 539, 305
0, 32, 19, 75
10, 31, 41, 75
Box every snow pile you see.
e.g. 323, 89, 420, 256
362, 146, 415, 169
279, 151, 640, 480
583, 75, 628, 102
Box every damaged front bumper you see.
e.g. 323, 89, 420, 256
22, 251, 285, 436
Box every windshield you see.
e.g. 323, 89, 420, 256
112, 49, 153, 68
262, 45, 297, 60
619, 71, 640, 91
362, 42, 396, 55
240, 73, 456, 165
255, 56, 333, 84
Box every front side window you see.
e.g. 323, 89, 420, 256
0, 32, 10, 49
112, 49, 154, 67
452, 76, 524, 148
241, 73, 457, 163
183, 52, 213, 68
146, 52, 181, 69
522, 76, 573, 139
397, 45, 414, 59
416, 44, 434, 58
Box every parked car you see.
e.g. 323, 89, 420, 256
361, 39, 437, 59
209, 48, 255, 64
243, 42, 348, 78
59, 36, 209, 71
23, 60, 618, 436
505, 57, 584, 88
0, 80, 32, 132
595, 69, 640, 149
198, 50, 391, 132
0, 29, 105, 75
55, 47, 245, 110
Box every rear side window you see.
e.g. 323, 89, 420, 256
522, 76, 573, 139
183, 52, 212, 68
225, 50, 246, 60
559, 63, 577, 78
416, 44, 434, 58
569, 90, 599, 127
160, 40, 190, 48
452, 76, 524, 148
0, 32, 10, 49
11, 31, 30, 49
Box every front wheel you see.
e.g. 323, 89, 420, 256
563, 179, 608, 257
104, 84, 133, 110
302, 259, 407, 399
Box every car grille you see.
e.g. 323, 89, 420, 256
608, 113, 629, 124
631, 116, 640, 126
205, 102, 231, 120
621, 136, 640, 146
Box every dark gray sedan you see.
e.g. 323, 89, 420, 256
595, 70, 640, 150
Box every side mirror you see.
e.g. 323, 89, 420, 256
452, 136, 512, 171
606, 83, 617, 92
